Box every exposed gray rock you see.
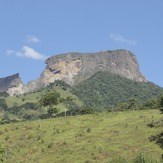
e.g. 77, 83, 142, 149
0, 49, 147, 95
0, 73, 24, 95
24, 49, 147, 93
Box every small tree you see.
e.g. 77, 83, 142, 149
39, 91, 60, 117
40, 91, 60, 107
128, 98, 138, 110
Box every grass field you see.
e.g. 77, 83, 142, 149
0, 109, 163, 163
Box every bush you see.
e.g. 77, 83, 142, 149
0, 92, 9, 97
0, 99, 8, 111
0, 144, 6, 162
158, 95, 163, 113
133, 153, 157, 163
79, 105, 95, 115
21, 102, 39, 110
47, 107, 58, 117
109, 157, 128, 163
149, 132, 163, 149
18, 109, 40, 120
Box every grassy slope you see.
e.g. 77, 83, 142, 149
0, 109, 162, 163
3, 86, 82, 111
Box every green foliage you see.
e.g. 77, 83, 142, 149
0, 92, 9, 98
149, 132, 163, 149
47, 107, 58, 117
158, 95, 163, 113
128, 98, 139, 110
142, 98, 159, 110
109, 157, 128, 163
7, 102, 39, 117
133, 153, 158, 163
115, 102, 129, 111
0, 144, 6, 163
0, 80, 83, 121
39, 91, 60, 107
2, 111, 10, 121
0, 143, 9, 163
0, 99, 8, 111
18, 108, 40, 120
79, 105, 95, 115
60, 96, 74, 108
53, 80, 70, 90
39, 91, 60, 118
72, 72, 163, 111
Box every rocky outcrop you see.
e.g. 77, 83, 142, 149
24, 49, 147, 93
0, 73, 24, 95
0, 49, 147, 95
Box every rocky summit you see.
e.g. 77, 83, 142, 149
0, 73, 24, 95
0, 49, 147, 95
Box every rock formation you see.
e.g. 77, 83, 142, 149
0, 49, 147, 95
24, 49, 147, 93
0, 73, 24, 95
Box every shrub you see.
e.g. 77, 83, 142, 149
0, 99, 8, 111
109, 157, 128, 163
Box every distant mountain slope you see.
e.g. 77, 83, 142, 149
0, 73, 24, 94
71, 71, 163, 110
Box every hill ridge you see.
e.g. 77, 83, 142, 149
0, 49, 147, 95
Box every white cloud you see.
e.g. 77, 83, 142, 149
109, 33, 136, 45
25, 35, 41, 43
6, 46, 47, 60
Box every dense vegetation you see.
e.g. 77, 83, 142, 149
72, 72, 163, 111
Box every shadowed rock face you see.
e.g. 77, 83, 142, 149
0, 73, 24, 95
0, 50, 147, 95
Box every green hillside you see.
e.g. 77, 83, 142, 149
72, 72, 163, 111
0, 83, 83, 121
0, 109, 163, 163
0, 73, 163, 162
1, 72, 163, 121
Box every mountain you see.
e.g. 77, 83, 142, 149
71, 71, 163, 110
0, 73, 24, 95
24, 49, 147, 93
0, 49, 150, 95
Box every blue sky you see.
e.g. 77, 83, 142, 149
0, 0, 163, 87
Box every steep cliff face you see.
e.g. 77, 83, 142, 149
0, 50, 147, 95
25, 50, 147, 93
0, 73, 24, 95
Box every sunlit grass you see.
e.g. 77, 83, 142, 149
0, 109, 162, 162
